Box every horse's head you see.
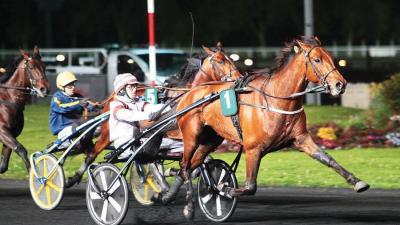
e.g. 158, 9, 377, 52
19, 46, 50, 97
295, 37, 347, 96
201, 42, 242, 82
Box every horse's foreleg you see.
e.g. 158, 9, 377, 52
0, 129, 30, 172
0, 145, 12, 173
294, 133, 369, 192
183, 168, 195, 220
228, 148, 261, 197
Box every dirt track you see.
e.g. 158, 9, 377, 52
0, 179, 399, 225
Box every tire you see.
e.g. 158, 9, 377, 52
29, 154, 64, 210
86, 163, 129, 225
130, 162, 162, 205
197, 159, 238, 222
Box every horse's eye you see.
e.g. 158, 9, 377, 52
218, 61, 224, 65
314, 58, 321, 63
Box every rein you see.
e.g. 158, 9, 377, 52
236, 45, 335, 115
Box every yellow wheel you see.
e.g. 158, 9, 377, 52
130, 162, 162, 205
29, 154, 64, 210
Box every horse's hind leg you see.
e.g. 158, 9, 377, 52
0, 145, 12, 173
294, 133, 369, 192
65, 131, 99, 188
65, 151, 96, 188
0, 129, 30, 172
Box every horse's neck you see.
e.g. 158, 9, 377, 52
6, 68, 28, 103
255, 55, 308, 111
190, 70, 218, 87
269, 56, 308, 96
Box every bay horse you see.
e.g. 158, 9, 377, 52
0, 47, 49, 174
175, 37, 370, 219
64, 43, 243, 187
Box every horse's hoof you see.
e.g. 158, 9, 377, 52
0, 166, 7, 174
65, 176, 80, 189
354, 181, 370, 193
183, 204, 195, 220
151, 192, 162, 203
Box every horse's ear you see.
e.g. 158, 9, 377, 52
314, 36, 322, 45
202, 45, 214, 55
216, 42, 223, 50
296, 41, 310, 52
187, 58, 201, 68
33, 45, 41, 58
19, 49, 29, 60
293, 45, 301, 54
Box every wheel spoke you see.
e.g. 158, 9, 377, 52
147, 177, 161, 193
216, 195, 222, 216
201, 193, 213, 204
217, 169, 226, 185
100, 200, 109, 222
108, 179, 120, 195
45, 183, 52, 206
34, 184, 45, 197
144, 183, 149, 201
43, 159, 48, 177
100, 171, 108, 190
90, 191, 101, 200
108, 196, 122, 213
47, 180, 61, 193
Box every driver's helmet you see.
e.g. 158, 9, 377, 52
56, 71, 77, 90
114, 73, 139, 94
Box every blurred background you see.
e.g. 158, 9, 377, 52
1, 0, 400, 106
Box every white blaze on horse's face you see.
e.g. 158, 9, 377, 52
298, 41, 347, 96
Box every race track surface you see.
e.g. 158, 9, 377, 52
0, 179, 399, 225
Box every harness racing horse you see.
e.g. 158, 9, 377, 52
175, 37, 370, 219
0, 47, 49, 174
64, 43, 243, 188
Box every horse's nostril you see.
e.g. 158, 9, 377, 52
336, 82, 343, 91
40, 88, 47, 94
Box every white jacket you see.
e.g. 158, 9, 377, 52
109, 95, 167, 149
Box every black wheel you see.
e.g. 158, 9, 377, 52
86, 163, 129, 225
197, 159, 238, 222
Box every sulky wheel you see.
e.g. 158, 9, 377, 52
130, 162, 162, 205
29, 154, 65, 210
86, 163, 129, 225
197, 159, 238, 222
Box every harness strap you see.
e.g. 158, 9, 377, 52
230, 114, 243, 140
238, 101, 304, 115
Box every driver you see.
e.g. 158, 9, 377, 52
109, 73, 175, 159
49, 71, 99, 147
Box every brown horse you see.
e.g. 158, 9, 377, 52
0, 47, 49, 173
64, 43, 243, 187
175, 37, 369, 219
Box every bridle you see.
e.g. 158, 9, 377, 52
0, 57, 47, 97
302, 45, 338, 89
200, 51, 241, 82
241, 44, 339, 115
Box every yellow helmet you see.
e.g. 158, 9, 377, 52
56, 71, 77, 89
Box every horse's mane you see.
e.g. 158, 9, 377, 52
0, 57, 23, 83
251, 36, 321, 76
166, 53, 206, 87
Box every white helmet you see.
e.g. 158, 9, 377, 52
113, 73, 139, 93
